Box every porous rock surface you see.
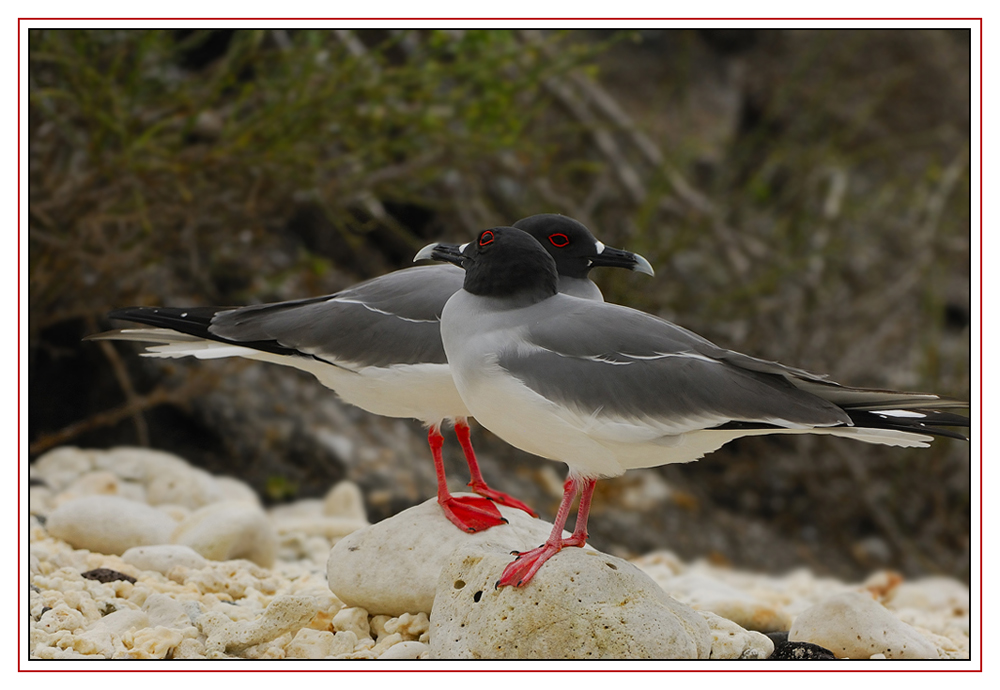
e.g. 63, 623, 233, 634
429, 544, 711, 659
29, 446, 970, 661
326, 494, 586, 616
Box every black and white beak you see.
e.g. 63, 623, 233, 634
588, 242, 655, 276
414, 242, 467, 268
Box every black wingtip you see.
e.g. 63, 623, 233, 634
845, 408, 971, 442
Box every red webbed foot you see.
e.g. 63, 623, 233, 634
496, 535, 586, 587
468, 481, 538, 517
495, 475, 597, 588
439, 494, 507, 533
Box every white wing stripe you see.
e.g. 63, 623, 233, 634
328, 298, 439, 324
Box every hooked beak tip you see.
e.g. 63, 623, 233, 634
413, 243, 439, 263
632, 253, 655, 277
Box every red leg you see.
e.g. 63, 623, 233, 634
428, 425, 506, 533
454, 418, 537, 517
497, 475, 598, 587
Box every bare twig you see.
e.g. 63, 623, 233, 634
835, 445, 945, 574
542, 75, 647, 205
28, 376, 214, 456
86, 314, 149, 447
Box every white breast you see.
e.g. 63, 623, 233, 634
143, 340, 468, 425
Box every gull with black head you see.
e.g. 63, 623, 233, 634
88, 215, 653, 534
428, 227, 969, 587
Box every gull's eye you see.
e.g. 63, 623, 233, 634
479, 231, 495, 247
548, 233, 570, 248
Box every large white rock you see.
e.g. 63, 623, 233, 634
46, 495, 177, 555
789, 591, 940, 659
327, 495, 582, 616
171, 501, 277, 567
429, 544, 712, 659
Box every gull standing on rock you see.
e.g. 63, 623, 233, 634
425, 227, 969, 587
88, 215, 654, 534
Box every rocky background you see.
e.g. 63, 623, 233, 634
28, 29, 971, 584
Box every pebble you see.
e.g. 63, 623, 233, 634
769, 640, 837, 660
121, 545, 209, 574
700, 611, 774, 659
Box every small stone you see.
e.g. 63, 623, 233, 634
700, 611, 774, 659
122, 544, 209, 574
126, 626, 185, 659
384, 612, 429, 640
378, 640, 428, 659
171, 501, 277, 567
46, 496, 177, 556
429, 544, 711, 659
332, 606, 370, 640
81, 568, 137, 584
37, 603, 87, 633
789, 591, 940, 659
286, 628, 338, 659
768, 640, 837, 660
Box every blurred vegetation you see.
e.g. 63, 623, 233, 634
29, 29, 607, 325
28, 29, 970, 581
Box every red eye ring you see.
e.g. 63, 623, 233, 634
479, 231, 495, 246
548, 233, 570, 248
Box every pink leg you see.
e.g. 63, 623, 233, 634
428, 425, 506, 533
496, 474, 597, 587
454, 418, 537, 517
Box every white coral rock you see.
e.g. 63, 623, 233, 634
429, 544, 711, 659
326, 494, 583, 616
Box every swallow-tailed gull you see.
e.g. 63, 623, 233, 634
88, 215, 653, 533
426, 227, 969, 586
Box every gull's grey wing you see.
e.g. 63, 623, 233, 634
497, 297, 850, 430
209, 264, 466, 368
